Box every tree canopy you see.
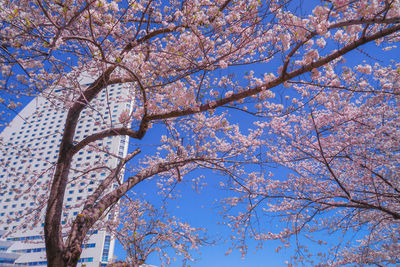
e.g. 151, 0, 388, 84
0, 0, 399, 266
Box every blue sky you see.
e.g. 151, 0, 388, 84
110, 115, 297, 267
113, 173, 293, 267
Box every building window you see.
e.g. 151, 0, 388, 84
78, 257, 93, 263
81, 243, 96, 248
102, 235, 111, 262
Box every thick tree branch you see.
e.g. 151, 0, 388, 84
146, 24, 400, 123
71, 127, 143, 155
64, 157, 202, 263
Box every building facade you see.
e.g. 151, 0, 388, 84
0, 81, 133, 266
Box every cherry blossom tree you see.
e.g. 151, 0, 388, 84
0, 0, 399, 266
111, 197, 208, 267
222, 63, 400, 265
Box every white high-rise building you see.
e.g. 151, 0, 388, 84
0, 81, 133, 266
